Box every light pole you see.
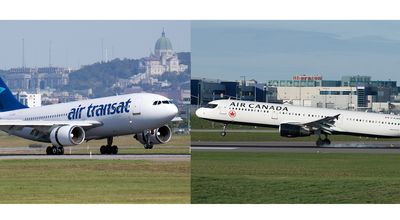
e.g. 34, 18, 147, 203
263, 85, 267, 103
240, 76, 246, 100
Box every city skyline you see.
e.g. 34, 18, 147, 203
0, 21, 190, 70
192, 21, 400, 82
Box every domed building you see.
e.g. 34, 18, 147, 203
155, 30, 173, 58
139, 30, 188, 76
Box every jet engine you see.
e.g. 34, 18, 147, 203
50, 125, 85, 147
134, 125, 172, 145
279, 123, 311, 137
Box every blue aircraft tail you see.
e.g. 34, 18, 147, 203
0, 77, 28, 112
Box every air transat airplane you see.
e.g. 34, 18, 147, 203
196, 99, 400, 146
0, 77, 178, 155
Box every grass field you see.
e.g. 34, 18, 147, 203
191, 131, 400, 142
191, 152, 400, 203
0, 159, 190, 203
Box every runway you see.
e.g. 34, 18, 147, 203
191, 129, 276, 133
191, 141, 400, 154
0, 154, 190, 161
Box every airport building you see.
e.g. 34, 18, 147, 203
270, 75, 398, 110
191, 74, 400, 113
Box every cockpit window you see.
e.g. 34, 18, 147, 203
153, 100, 173, 105
207, 103, 218, 109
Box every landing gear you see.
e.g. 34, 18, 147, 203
143, 130, 154, 149
221, 124, 228, 137
144, 143, 154, 149
141, 130, 155, 149
100, 137, 119, 155
316, 134, 331, 147
46, 146, 64, 155
316, 138, 323, 147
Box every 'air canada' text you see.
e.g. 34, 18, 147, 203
230, 102, 288, 111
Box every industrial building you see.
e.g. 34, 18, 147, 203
14, 92, 41, 108
191, 78, 277, 106
2, 67, 70, 91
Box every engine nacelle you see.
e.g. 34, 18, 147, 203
279, 123, 311, 137
50, 125, 85, 147
134, 125, 172, 145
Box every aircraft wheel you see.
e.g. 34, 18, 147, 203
221, 131, 227, 136
100, 145, 107, 154
58, 147, 64, 155
46, 146, 52, 155
323, 139, 331, 145
106, 146, 113, 154
316, 139, 323, 147
111, 145, 118, 154
144, 144, 153, 149
51, 146, 58, 155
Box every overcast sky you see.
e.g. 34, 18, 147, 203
192, 21, 400, 82
0, 20, 190, 69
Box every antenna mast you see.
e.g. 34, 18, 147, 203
22, 38, 25, 68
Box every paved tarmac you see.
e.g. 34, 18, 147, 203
0, 154, 190, 161
191, 129, 277, 133
191, 141, 400, 154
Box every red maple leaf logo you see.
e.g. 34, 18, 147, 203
228, 110, 236, 118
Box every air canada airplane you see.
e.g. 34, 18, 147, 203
196, 99, 400, 146
0, 77, 178, 155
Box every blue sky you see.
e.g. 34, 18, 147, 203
192, 21, 400, 82
0, 21, 190, 69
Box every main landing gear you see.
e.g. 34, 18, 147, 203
316, 134, 331, 147
46, 146, 64, 155
100, 137, 118, 155
220, 124, 228, 137
144, 131, 154, 149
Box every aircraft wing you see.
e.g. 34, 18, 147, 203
0, 120, 102, 132
303, 114, 340, 134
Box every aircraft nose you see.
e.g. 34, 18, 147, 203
195, 108, 204, 118
171, 104, 178, 116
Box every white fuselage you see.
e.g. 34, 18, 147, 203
1, 93, 178, 143
196, 99, 400, 137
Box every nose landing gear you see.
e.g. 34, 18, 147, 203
144, 131, 154, 149
221, 124, 228, 136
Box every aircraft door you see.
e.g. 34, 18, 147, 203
271, 111, 278, 120
130, 98, 142, 122
219, 103, 227, 115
